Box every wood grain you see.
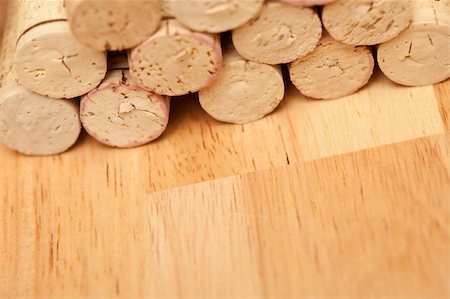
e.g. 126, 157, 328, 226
0, 0, 6, 41
2, 70, 443, 191
1, 77, 449, 298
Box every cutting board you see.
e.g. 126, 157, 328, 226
1, 70, 449, 298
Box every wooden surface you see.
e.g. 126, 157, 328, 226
0, 1, 5, 41
1, 72, 449, 298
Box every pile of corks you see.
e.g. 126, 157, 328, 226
0, 0, 448, 155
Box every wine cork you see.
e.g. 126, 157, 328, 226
129, 19, 222, 96
199, 43, 285, 124
13, 0, 107, 99
232, 1, 322, 65
322, 0, 412, 45
80, 54, 171, 148
65, 0, 162, 51
162, 0, 264, 33
160, 0, 175, 18
277, 0, 335, 6
16, 0, 66, 38
289, 33, 374, 100
378, 0, 450, 86
0, 1, 81, 156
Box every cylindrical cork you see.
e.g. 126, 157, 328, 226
16, 0, 67, 37
160, 0, 175, 18
322, 0, 412, 45
277, 0, 335, 6
289, 33, 374, 100
199, 42, 285, 124
13, 0, 107, 99
0, 1, 81, 156
162, 0, 264, 33
129, 19, 222, 97
65, 0, 162, 51
80, 54, 171, 148
377, 0, 450, 87
232, 1, 322, 65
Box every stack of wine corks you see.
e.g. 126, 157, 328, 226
0, 0, 448, 156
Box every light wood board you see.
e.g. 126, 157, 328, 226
1, 72, 449, 298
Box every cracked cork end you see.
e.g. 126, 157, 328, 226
14, 21, 107, 99
322, 0, 412, 46
162, 0, 264, 33
129, 19, 222, 97
377, 0, 450, 87
232, 1, 322, 65
289, 33, 374, 100
80, 69, 170, 148
0, 0, 81, 156
199, 44, 285, 124
66, 0, 162, 51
